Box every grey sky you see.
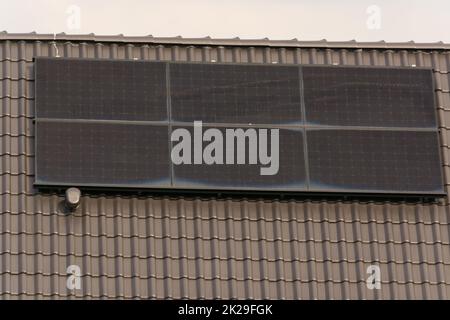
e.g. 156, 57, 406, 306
1, 0, 449, 42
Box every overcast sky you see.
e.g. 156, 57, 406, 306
1, 0, 449, 42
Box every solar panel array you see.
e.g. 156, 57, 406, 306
34, 57, 444, 195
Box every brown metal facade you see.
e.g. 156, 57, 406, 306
1, 34, 450, 299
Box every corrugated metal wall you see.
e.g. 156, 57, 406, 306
1, 38, 450, 299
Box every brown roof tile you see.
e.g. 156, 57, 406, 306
1, 33, 450, 299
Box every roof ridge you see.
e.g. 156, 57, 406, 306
0, 32, 449, 50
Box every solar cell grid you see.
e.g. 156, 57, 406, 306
307, 129, 443, 193
35, 121, 171, 187
302, 66, 436, 128
170, 63, 302, 125
33, 58, 444, 195
172, 125, 306, 190
35, 58, 168, 121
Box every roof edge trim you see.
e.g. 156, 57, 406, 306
1, 32, 450, 50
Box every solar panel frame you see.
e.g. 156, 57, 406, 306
33, 57, 445, 197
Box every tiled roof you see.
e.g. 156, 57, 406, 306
1, 33, 450, 299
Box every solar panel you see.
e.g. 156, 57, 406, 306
170, 63, 302, 125
303, 66, 436, 128
307, 129, 443, 193
35, 121, 171, 187
35, 58, 168, 121
33, 58, 444, 196
172, 126, 306, 190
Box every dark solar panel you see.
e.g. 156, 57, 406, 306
170, 63, 302, 125
35, 121, 171, 187
33, 58, 444, 196
307, 129, 444, 193
35, 58, 168, 121
303, 66, 436, 128
172, 126, 306, 190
